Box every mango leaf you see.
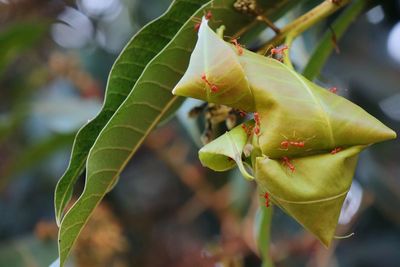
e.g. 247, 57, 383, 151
56, 0, 304, 266
172, 19, 396, 159
55, 0, 303, 225
172, 19, 396, 245
199, 120, 255, 180
54, 0, 210, 225
255, 146, 364, 246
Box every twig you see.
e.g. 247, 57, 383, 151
256, 15, 280, 34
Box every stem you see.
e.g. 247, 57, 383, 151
282, 34, 295, 69
231, 0, 309, 40
256, 15, 281, 34
258, 0, 351, 55
256, 191, 275, 267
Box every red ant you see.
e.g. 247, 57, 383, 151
279, 131, 314, 151
262, 192, 270, 208
242, 124, 254, 136
235, 109, 247, 117
194, 11, 213, 31
201, 73, 218, 92
230, 38, 243, 56
270, 45, 288, 57
282, 156, 295, 172
280, 140, 305, 149
253, 112, 261, 135
254, 112, 260, 124
205, 11, 213, 20
329, 87, 338, 94
331, 147, 342, 154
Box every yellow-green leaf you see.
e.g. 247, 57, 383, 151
56, 0, 305, 266
172, 19, 396, 246
172, 20, 396, 159
255, 146, 364, 246
53, 0, 210, 226
199, 121, 254, 180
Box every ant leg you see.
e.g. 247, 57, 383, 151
263, 45, 274, 57
280, 133, 289, 140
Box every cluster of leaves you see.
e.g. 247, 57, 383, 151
53, 0, 305, 265
172, 19, 396, 245
53, 0, 398, 265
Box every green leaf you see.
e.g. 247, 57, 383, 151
54, 0, 210, 225
55, 0, 305, 227
302, 0, 367, 80
56, 0, 304, 265
172, 17, 256, 111
199, 121, 255, 180
255, 146, 364, 246
173, 20, 396, 159
172, 20, 396, 246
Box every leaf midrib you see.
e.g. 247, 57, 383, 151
272, 60, 335, 147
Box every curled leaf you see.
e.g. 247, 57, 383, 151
199, 121, 255, 180
172, 19, 396, 245
172, 17, 255, 112
173, 19, 396, 159
255, 146, 364, 246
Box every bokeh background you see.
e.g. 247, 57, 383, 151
0, 0, 399, 266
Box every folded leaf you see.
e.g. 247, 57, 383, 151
172, 18, 255, 111
199, 121, 254, 179
255, 146, 364, 246
172, 19, 397, 246
172, 20, 396, 160
56, 1, 304, 266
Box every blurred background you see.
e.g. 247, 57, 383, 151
0, 0, 399, 266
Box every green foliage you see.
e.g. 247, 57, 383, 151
199, 121, 255, 180
52, 0, 396, 265
55, 0, 303, 265
54, 0, 210, 226
173, 20, 396, 246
